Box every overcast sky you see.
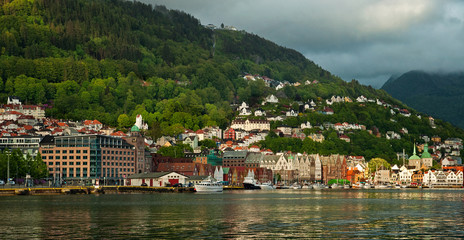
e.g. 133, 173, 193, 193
140, 0, 464, 88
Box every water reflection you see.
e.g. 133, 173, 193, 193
0, 189, 463, 238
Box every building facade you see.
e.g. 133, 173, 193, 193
39, 135, 135, 183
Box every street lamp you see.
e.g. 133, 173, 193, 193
6, 149, 10, 186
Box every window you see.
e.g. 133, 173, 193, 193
63, 150, 67, 154
69, 162, 74, 165
76, 156, 81, 160
48, 156, 53, 159
49, 162, 53, 165
55, 150, 60, 153
76, 162, 81, 165
62, 156, 67, 160
69, 156, 74, 160
83, 156, 88, 159
70, 150, 74, 154
56, 156, 60, 160
83, 162, 87, 165
83, 150, 88, 153
76, 150, 81, 154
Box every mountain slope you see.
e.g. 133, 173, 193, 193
382, 71, 464, 128
1, 0, 464, 163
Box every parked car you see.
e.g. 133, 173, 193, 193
141, 182, 148, 186
0, 180, 4, 185
173, 183, 183, 187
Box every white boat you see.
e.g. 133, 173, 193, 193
363, 183, 371, 189
395, 184, 401, 189
352, 183, 363, 189
343, 184, 350, 189
243, 170, 261, 189
330, 183, 341, 189
258, 182, 274, 190
194, 176, 223, 192
302, 184, 311, 189
312, 183, 322, 190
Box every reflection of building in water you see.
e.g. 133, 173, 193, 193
41, 204, 92, 238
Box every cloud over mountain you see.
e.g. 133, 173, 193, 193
143, 0, 464, 87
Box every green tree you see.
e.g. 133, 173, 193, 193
199, 139, 217, 149
117, 114, 132, 129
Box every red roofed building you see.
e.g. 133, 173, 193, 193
249, 145, 260, 152
339, 135, 350, 142
157, 162, 199, 176
0, 111, 23, 121
195, 129, 205, 141
83, 120, 103, 131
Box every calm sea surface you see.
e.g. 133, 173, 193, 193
1, 189, 464, 239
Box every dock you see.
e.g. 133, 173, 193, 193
0, 186, 196, 196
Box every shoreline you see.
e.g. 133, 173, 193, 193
0, 185, 463, 196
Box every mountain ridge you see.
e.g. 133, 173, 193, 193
382, 70, 464, 128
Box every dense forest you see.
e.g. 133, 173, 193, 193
1, 0, 464, 163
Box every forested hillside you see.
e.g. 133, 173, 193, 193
0, 0, 395, 129
1, 0, 464, 163
382, 71, 464, 129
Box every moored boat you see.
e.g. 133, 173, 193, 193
258, 182, 274, 190
243, 170, 261, 189
194, 176, 223, 192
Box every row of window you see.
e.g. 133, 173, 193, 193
102, 168, 134, 173
102, 150, 134, 155
102, 162, 134, 167
102, 156, 134, 161
49, 162, 88, 166
43, 150, 89, 154
44, 155, 88, 160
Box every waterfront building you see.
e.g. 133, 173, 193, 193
245, 152, 262, 168
126, 172, 187, 187
151, 154, 192, 172
320, 154, 346, 184
223, 150, 248, 167
408, 144, 422, 170
399, 166, 413, 184
421, 143, 433, 168
374, 169, 391, 184
124, 125, 151, 174
39, 135, 135, 183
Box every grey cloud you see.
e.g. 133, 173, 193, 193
141, 0, 464, 87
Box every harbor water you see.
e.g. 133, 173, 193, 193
1, 189, 464, 239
